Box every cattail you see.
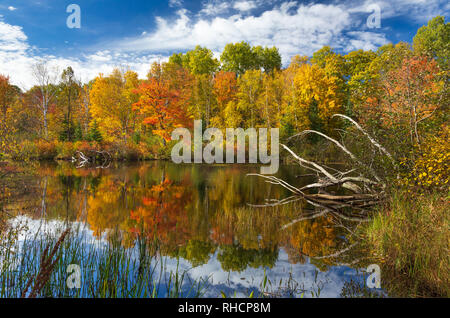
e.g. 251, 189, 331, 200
21, 229, 70, 298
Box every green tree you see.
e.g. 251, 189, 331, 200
413, 16, 449, 70
221, 42, 282, 75
221, 42, 257, 76
60, 66, 79, 142
253, 46, 282, 74
88, 120, 103, 142
168, 46, 219, 75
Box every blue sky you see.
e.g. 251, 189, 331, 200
0, 0, 448, 88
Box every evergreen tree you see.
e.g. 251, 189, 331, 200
74, 122, 83, 141
88, 120, 103, 142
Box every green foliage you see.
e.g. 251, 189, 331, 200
220, 42, 281, 75
217, 244, 278, 272
58, 119, 75, 142
132, 131, 141, 144
221, 41, 256, 75
253, 45, 282, 73
88, 120, 103, 143
73, 122, 83, 141
180, 46, 219, 75
413, 16, 449, 70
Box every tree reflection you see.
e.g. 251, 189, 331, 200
7, 162, 360, 272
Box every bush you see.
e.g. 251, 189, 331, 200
107, 142, 143, 161
74, 141, 101, 154
11, 140, 38, 160
401, 126, 449, 191
36, 140, 57, 160
56, 141, 74, 160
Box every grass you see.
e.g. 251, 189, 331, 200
364, 189, 449, 297
0, 225, 210, 298
0, 221, 373, 299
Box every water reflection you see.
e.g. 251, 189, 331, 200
4, 161, 370, 297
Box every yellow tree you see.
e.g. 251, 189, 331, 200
236, 69, 264, 127
257, 71, 284, 129
293, 63, 344, 134
281, 55, 309, 136
192, 73, 215, 125
211, 71, 238, 129
344, 49, 377, 116
89, 69, 139, 142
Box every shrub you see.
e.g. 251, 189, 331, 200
108, 142, 143, 161
36, 140, 57, 160
74, 141, 101, 154
56, 141, 74, 160
11, 140, 38, 160
401, 126, 449, 191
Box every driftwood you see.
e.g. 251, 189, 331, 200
249, 114, 393, 220
72, 150, 112, 169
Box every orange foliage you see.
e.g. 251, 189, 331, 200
133, 77, 191, 142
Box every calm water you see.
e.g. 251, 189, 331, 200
4, 161, 374, 297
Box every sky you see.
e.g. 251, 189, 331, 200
0, 0, 448, 89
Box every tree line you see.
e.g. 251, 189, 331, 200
0, 16, 448, 181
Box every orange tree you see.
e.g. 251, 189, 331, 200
133, 75, 191, 144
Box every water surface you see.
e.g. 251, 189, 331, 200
4, 161, 373, 297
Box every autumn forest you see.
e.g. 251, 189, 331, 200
0, 15, 449, 298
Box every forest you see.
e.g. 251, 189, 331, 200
0, 16, 449, 297
0, 17, 447, 168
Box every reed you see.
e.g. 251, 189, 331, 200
0, 225, 209, 298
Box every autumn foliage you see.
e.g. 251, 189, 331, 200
133, 77, 191, 142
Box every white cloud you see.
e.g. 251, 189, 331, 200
8, 6, 17, 11
340, 0, 449, 23
199, 1, 231, 16
169, 0, 183, 8
233, 1, 257, 12
1, 0, 447, 89
0, 20, 162, 89
345, 31, 388, 51
114, 2, 383, 65
0, 21, 28, 51
112, 0, 448, 64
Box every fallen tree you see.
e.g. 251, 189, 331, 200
249, 114, 396, 221
72, 150, 112, 169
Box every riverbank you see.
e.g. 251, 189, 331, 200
363, 189, 449, 297
9, 139, 172, 162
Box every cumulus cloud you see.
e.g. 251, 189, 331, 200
111, 0, 448, 65
199, 0, 231, 16
345, 31, 389, 51
0, 20, 163, 89
8, 6, 17, 11
1, 0, 448, 89
113, 2, 387, 65
233, 1, 257, 12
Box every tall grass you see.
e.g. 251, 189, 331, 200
364, 190, 449, 297
0, 225, 209, 298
